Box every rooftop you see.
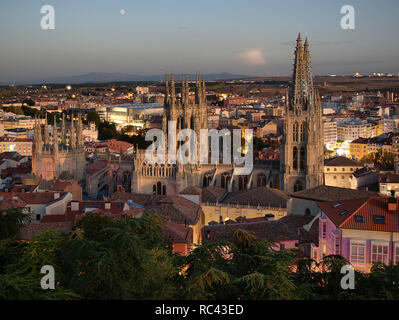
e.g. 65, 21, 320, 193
292, 185, 379, 202
324, 156, 362, 167
318, 196, 399, 232
221, 186, 288, 208
202, 215, 314, 243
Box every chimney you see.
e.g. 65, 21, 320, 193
71, 201, 79, 212
388, 190, 397, 212
265, 214, 275, 221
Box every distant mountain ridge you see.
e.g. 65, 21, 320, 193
4, 72, 251, 85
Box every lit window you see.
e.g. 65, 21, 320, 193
350, 241, 365, 264
372, 243, 389, 264
395, 245, 399, 264
335, 236, 340, 255
321, 221, 326, 239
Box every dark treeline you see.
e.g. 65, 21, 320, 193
0, 208, 399, 300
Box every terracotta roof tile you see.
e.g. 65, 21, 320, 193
221, 187, 288, 208
201, 186, 226, 203
318, 196, 399, 232
202, 215, 313, 242
292, 185, 379, 202
162, 221, 193, 243
324, 156, 362, 167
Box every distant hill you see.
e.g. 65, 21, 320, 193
6, 72, 251, 85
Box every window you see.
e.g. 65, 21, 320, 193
300, 122, 305, 141
294, 180, 303, 192
374, 216, 385, 224
372, 243, 389, 264
300, 147, 306, 170
355, 215, 364, 223
36, 214, 41, 221
313, 248, 318, 260
293, 147, 298, 170
350, 241, 365, 264
339, 209, 349, 216
395, 245, 399, 264
335, 236, 340, 255
293, 122, 298, 142
321, 221, 326, 239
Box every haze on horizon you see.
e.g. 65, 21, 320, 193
0, 0, 398, 83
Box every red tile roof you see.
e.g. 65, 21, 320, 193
318, 196, 399, 232
221, 186, 288, 208
0, 194, 26, 209
202, 215, 313, 242
179, 186, 202, 195
0, 192, 68, 207
16, 192, 68, 205
68, 200, 127, 216
292, 185, 379, 202
86, 160, 108, 175
324, 156, 362, 167
112, 193, 202, 225
162, 221, 193, 243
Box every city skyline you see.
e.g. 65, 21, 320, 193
0, 0, 399, 83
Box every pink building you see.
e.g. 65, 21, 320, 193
316, 195, 399, 272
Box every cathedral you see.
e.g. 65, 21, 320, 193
132, 33, 324, 195
32, 113, 86, 183
280, 33, 324, 192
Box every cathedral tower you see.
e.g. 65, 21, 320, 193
133, 74, 209, 195
32, 114, 86, 182
280, 34, 324, 193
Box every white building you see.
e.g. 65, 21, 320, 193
323, 119, 337, 144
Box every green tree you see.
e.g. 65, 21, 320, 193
60, 213, 178, 299
98, 121, 118, 140
0, 208, 30, 240
0, 231, 79, 300
87, 111, 101, 127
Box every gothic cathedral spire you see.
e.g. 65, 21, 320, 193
280, 34, 324, 193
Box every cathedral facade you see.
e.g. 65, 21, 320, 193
131, 34, 324, 195
32, 114, 86, 183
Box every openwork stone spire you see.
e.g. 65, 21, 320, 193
290, 33, 313, 108
53, 116, 58, 154
44, 113, 49, 147
61, 113, 66, 145
281, 34, 324, 193
70, 113, 76, 149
